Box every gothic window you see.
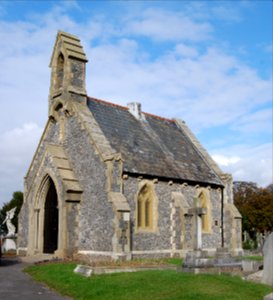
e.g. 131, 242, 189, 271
137, 183, 155, 230
198, 192, 211, 233
56, 53, 64, 90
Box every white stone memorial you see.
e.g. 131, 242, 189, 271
262, 232, 273, 286
74, 265, 93, 277
1, 207, 17, 252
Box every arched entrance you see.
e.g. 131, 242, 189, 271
43, 178, 59, 254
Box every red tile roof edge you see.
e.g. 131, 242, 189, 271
88, 96, 174, 123
143, 112, 174, 123
88, 96, 128, 110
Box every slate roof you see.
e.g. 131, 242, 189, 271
87, 97, 223, 186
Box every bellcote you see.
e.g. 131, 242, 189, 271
49, 31, 88, 117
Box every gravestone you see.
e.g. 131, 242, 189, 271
74, 265, 93, 277
264, 293, 273, 300
242, 259, 261, 273
262, 232, 273, 286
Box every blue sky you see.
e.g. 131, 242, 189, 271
0, 0, 272, 206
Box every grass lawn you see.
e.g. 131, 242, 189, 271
241, 255, 263, 262
25, 263, 272, 300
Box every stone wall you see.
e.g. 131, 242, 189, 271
224, 203, 242, 254
24, 122, 59, 193
123, 177, 223, 258
64, 114, 115, 253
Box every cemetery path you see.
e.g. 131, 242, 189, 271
0, 256, 71, 300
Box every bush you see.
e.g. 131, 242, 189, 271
243, 239, 257, 250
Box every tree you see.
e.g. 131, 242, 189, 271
266, 183, 273, 194
246, 188, 273, 233
0, 191, 23, 235
234, 181, 273, 235
234, 181, 258, 235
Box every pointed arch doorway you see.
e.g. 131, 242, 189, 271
43, 177, 59, 254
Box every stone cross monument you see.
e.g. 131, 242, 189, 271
188, 197, 207, 250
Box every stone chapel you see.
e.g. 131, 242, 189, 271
18, 31, 242, 261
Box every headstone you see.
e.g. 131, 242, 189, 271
244, 230, 249, 242
264, 293, 273, 300
262, 232, 273, 286
257, 232, 265, 250
74, 265, 93, 277
242, 260, 261, 273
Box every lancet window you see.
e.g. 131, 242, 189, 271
137, 183, 155, 230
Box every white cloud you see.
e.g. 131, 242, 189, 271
212, 143, 273, 187
211, 5, 242, 22
123, 8, 213, 42
231, 108, 272, 134
212, 154, 240, 167
88, 43, 272, 133
0, 123, 42, 204
185, 1, 249, 22
175, 44, 199, 58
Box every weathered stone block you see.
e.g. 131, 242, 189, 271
264, 293, 273, 300
262, 233, 273, 286
242, 260, 261, 273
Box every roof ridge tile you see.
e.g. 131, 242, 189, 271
88, 97, 174, 122
143, 112, 174, 123
88, 97, 128, 111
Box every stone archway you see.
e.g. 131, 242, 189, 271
43, 177, 59, 254
26, 145, 82, 258
28, 174, 61, 256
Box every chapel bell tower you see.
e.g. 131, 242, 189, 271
48, 31, 88, 118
